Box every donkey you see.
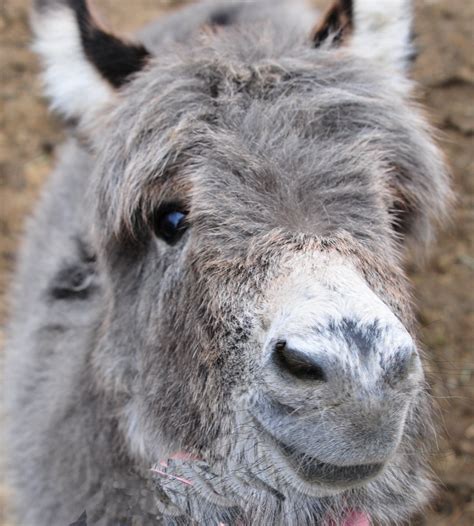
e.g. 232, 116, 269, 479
4, 0, 452, 524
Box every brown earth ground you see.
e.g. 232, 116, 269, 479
0, 0, 472, 524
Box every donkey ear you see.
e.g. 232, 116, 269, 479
312, 0, 353, 47
313, 0, 414, 76
32, 0, 150, 124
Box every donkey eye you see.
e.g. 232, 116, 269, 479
152, 207, 188, 245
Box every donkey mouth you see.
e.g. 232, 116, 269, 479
276, 440, 384, 486
253, 418, 383, 489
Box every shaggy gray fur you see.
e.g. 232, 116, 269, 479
5, 1, 451, 525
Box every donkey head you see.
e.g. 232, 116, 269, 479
33, 0, 451, 523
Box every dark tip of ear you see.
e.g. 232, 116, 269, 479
34, 0, 50, 10
208, 6, 239, 27
312, 0, 353, 48
68, 0, 150, 88
35, 0, 74, 12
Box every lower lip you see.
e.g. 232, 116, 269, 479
254, 418, 383, 488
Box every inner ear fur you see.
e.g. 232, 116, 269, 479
33, 0, 153, 124
312, 0, 353, 47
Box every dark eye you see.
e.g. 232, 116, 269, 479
152, 206, 188, 245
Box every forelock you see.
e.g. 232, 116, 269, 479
92, 25, 449, 254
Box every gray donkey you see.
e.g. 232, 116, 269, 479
5, 0, 452, 524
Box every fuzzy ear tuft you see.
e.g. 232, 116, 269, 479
32, 0, 150, 123
313, 0, 414, 79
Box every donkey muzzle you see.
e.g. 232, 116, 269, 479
254, 264, 423, 489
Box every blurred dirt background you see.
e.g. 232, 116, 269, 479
0, 0, 472, 524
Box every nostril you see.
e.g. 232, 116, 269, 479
391, 346, 421, 383
273, 340, 327, 382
